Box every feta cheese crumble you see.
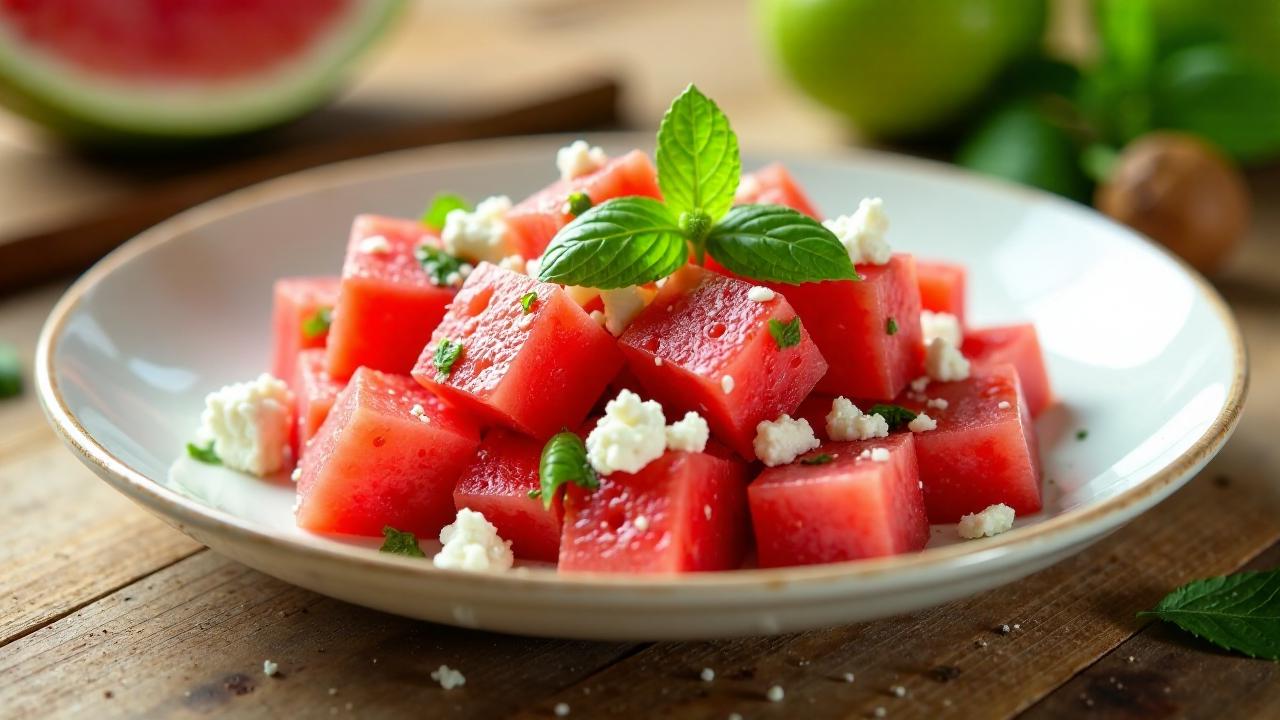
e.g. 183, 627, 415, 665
925, 338, 971, 382
654, 356, 664, 367
556, 139, 608, 181
926, 397, 949, 410
497, 254, 526, 273
823, 197, 891, 266
826, 396, 889, 441
907, 413, 937, 433
442, 195, 513, 263
721, 375, 735, 394
432, 508, 514, 572
920, 310, 963, 347
554, 702, 571, 717
957, 503, 1016, 539
409, 403, 431, 423
766, 685, 785, 702
263, 660, 279, 677
700, 668, 715, 682
633, 515, 650, 531
747, 286, 776, 302
290, 467, 301, 483
664, 411, 710, 453
430, 665, 466, 690
196, 373, 293, 476
910, 376, 931, 393
589, 310, 606, 327
600, 286, 651, 337
358, 235, 391, 255
998, 400, 1012, 410
586, 389, 667, 475
753, 415, 820, 466
869, 447, 891, 462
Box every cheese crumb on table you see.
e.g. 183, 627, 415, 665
753, 415, 820, 466
586, 389, 667, 474
196, 373, 293, 476
262, 660, 279, 677
957, 503, 1016, 539
700, 668, 715, 682
554, 702, 571, 717
920, 310, 962, 347
430, 665, 466, 690
925, 338, 971, 382
766, 685, 785, 702
664, 411, 710, 453
907, 413, 937, 433
822, 197, 891, 265
556, 139, 607, 181
826, 396, 889, 441
442, 195, 513, 263
432, 508, 514, 571
747, 286, 776, 302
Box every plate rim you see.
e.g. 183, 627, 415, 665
34, 131, 1249, 592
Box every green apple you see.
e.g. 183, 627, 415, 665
757, 0, 1047, 139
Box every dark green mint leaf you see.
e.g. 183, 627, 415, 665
1076, 429, 1089, 441
563, 191, 593, 217
301, 306, 333, 340
519, 291, 538, 314
415, 244, 467, 287
379, 526, 426, 558
706, 204, 859, 284
421, 192, 470, 231
868, 404, 917, 430
800, 453, 834, 466
1139, 569, 1280, 660
538, 431, 598, 510
0, 342, 20, 399
886, 317, 899, 335
433, 338, 463, 378
768, 317, 802, 349
186, 441, 221, 465
538, 197, 686, 289
656, 84, 741, 221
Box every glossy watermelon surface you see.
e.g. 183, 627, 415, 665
734, 163, 821, 218
454, 429, 563, 563
915, 259, 968, 324
963, 324, 1053, 417
294, 348, 344, 455
270, 275, 339, 386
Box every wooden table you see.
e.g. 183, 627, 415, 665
3, 1, 1280, 717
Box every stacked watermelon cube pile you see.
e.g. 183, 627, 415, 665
262, 146, 1054, 573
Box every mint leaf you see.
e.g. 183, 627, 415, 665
0, 342, 20, 399
186, 440, 221, 465
538, 431, 598, 510
1139, 569, 1280, 660
706, 205, 859, 284
433, 338, 463, 378
421, 192, 470, 231
301, 306, 332, 340
1076, 429, 1089, 441
768, 317, 802, 349
868, 403, 917, 430
800, 453, 834, 466
519, 291, 538, 314
538, 197, 687, 289
886, 317, 899, 336
415, 244, 467, 287
379, 526, 426, 558
656, 84, 741, 222
563, 191, 593, 218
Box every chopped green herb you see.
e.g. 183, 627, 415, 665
527, 488, 543, 499
1076, 429, 1089, 441
519, 291, 538, 313
886, 317, 899, 336
1139, 569, 1280, 660
186, 440, 221, 465
0, 342, 20, 399
301, 306, 333, 339
379, 526, 426, 558
768, 317, 802, 349
868, 403, 917, 430
538, 431, 598, 510
421, 192, 470, 231
415, 244, 467, 287
433, 339, 464, 378
800, 453, 834, 466
563, 191, 593, 217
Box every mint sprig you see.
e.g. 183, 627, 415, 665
415, 244, 467, 287
538, 431, 598, 510
301, 306, 333, 340
1140, 569, 1280, 660
433, 338, 463, 378
186, 440, 221, 465
768, 317, 802, 349
537, 84, 855, 289
868, 403, 917, 430
422, 192, 470, 232
379, 526, 426, 558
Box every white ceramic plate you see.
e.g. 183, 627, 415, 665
36, 133, 1246, 640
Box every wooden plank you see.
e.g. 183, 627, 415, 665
1022, 541, 1280, 719
0, 551, 640, 719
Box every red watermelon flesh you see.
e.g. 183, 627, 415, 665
735, 163, 821, 218
453, 429, 563, 563
916, 259, 968, 325
768, 254, 925, 401
559, 450, 750, 574
326, 215, 456, 380
618, 266, 828, 460
270, 275, 339, 387
505, 149, 662, 260
294, 349, 344, 455
962, 324, 1054, 417
748, 433, 929, 567
296, 367, 481, 537
412, 262, 623, 440
898, 364, 1042, 523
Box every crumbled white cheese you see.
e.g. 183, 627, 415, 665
921, 310, 963, 347
564, 285, 600, 308
766, 685, 785, 702
822, 197, 891, 265
430, 665, 466, 690
721, 375, 735, 394
664, 411, 709, 453
925, 338, 971, 382
196, 373, 293, 476
869, 447, 891, 462
908, 413, 937, 433
700, 668, 716, 682
600, 286, 651, 337
497, 254, 526, 273
358, 235, 391, 255
442, 195, 513, 263
753, 415, 820, 467
633, 515, 650, 531
826, 396, 889, 441
747, 286, 776, 302
891, 685, 907, 698
432, 508, 514, 572
843, 673, 856, 683
957, 503, 1016, 539
554, 702, 571, 717
556, 139, 608, 181
654, 356, 664, 367
589, 310, 606, 327
290, 467, 301, 483
998, 400, 1012, 410
409, 403, 431, 423
926, 397, 949, 410
586, 389, 667, 475
263, 660, 279, 677
910, 376, 931, 393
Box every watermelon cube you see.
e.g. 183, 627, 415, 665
270, 276, 339, 385
735, 163, 821, 218
900, 364, 1042, 523
559, 450, 750, 573
505, 150, 662, 260
454, 429, 563, 563
748, 433, 929, 567
618, 266, 828, 460
294, 349, 345, 454
412, 263, 623, 440
296, 367, 481, 537
915, 259, 967, 324
769, 254, 925, 401
326, 215, 456, 380
962, 324, 1054, 417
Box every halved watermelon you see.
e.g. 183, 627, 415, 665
0, 0, 402, 141
271, 275, 339, 387
453, 429, 563, 563
735, 163, 821, 218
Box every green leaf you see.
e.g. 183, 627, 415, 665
186, 441, 221, 465
1139, 569, 1280, 660
655, 84, 741, 221
867, 404, 917, 430
519, 291, 538, 314
538, 197, 687, 289
1076, 429, 1089, 441
379, 526, 426, 558
300, 306, 333, 340
955, 100, 1091, 201
768, 317, 802, 349
705, 204, 858, 284
433, 338, 463, 378
538, 431, 599, 510
886, 317, 899, 336
799, 453, 834, 466
415, 244, 467, 287
0, 342, 21, 399
563, 191, 593, 218
421, 192, 470, 231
